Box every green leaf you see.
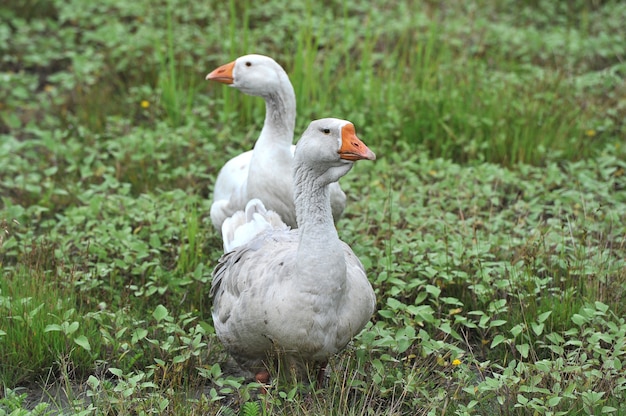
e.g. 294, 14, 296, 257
87, 375, 100, 389
44, 166, 58, 176
386, 297, 404, 311
515, 343, 530, 358
466, 400, 478, 409
406, 304, 435, 323
535, 360, 551, 372
149, 233, 162, 249
132, 328, 148, 344
438, 321, 462, 341
3, 112, 22, 129
546, 332, 564, 344
74, 335, 91, 351
571, 314, 587, 326
613, 357, 622, 371
396, 337, 411, 354
173, 355, 187, 364
372, 359, 384, 375
537, 311, 552, 323
510, 323, 524, 338
531, 322, 544, 336
439, 322, 452, 335
491, 335, 506, 348
158, 398, 170, 411
546, 396, 562, 407
44, 324, 63, 332
594, 301, 609, 313
153, 304, 169, 322
287, 387, 297, 401
66, 321, 80, 335
425, 284, 441, 298
115, 327, 128, 339
378, 309, 394, 319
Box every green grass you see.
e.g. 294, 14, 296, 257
0, 262, 100, 387
1, 0, 626, 414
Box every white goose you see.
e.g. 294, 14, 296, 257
206, 54, 346, 230
210, 118, 376, 386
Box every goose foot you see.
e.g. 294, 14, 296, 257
255, 369, 271, 394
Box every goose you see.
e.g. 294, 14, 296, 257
210, 118, 376, 387
206, 54, 346, 230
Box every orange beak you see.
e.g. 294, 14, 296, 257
338, 123, 376, 161
206, 60, 235, 84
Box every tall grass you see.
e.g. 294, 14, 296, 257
200, 4, 592, 166
0, 262, 100, 386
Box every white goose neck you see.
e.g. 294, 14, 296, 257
293, 165, 344, 280
257, 82, 296, 148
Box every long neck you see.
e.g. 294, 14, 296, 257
293, 165, 345, 284
247, 80, 297, 215
256, 81, 296, 150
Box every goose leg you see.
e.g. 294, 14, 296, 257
316, 362, 327, 387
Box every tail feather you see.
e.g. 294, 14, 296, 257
222, 199, 289, 252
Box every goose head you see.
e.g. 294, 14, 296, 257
295, 118, 376, 186
206, 54, 290, 98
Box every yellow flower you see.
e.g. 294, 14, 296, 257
585, 129, 596, 137
140, 100, 150, 109
452, 359, 461, 366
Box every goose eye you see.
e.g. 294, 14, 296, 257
321, 128, 331, 134
245, 61, 252, 67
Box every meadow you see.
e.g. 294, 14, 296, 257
1, 0, 625, 414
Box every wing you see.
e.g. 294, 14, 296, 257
209, 230, 299, 365
210, 151, 253, 230
212, 151, 252, 201
210, 229, 298, 304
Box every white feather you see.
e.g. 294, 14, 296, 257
222, 198, 289, 253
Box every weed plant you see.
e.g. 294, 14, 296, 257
1, 0, 625, 414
